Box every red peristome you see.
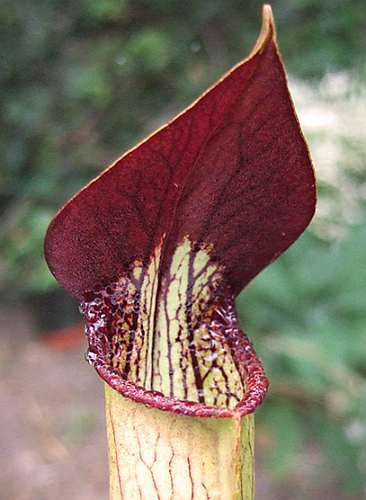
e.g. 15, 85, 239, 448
44, 7, 315, 300
93, 346, 268, 419
81, 283, 268, 418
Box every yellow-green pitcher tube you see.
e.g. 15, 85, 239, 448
105, 384, 254, 500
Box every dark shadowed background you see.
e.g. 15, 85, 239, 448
1, 0, 366, 498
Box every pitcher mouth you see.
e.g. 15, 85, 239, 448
91, 333, 268, 419
81, 273, 268, 418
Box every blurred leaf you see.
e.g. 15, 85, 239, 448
261, 402, 305, 478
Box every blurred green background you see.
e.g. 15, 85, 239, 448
1, 0, 365, 498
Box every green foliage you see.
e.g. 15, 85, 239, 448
237, 218, 366, 492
